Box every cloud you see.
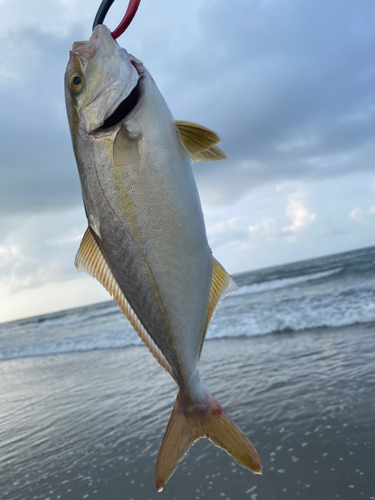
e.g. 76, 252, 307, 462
0, 275, 110, 323
1, 0, 375, 216
247, 191, 316, 244
282, 191, 316, 238
0, 27, 83, 215
207, 188, 316, 250
349, 207, 364, 222
348, 205, 375, 224
1, 0, 375, 320
0, 208, 86, 296
248, 217, 278, 241
206, 217, 248, 246
172, 0, 375, 207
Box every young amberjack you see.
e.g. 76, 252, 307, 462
65, 24, 261, 491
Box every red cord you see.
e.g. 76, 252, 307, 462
111, 0, 141, 39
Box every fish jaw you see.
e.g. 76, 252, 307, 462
65, 24, 139, 134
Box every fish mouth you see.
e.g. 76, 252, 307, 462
97, 76, 142, 131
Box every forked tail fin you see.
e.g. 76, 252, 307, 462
155, 390, 261, 492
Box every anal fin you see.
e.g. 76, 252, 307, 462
75, 226, 173, 376
199, 257, 238, 357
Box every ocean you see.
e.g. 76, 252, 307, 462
2, 245, 375, 361
0, 246, 374, 499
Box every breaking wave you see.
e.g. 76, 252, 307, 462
235, 268, 343, 296
207, 290, 375, 339
1, 246, 375, 361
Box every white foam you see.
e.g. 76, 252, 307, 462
207, 285, 375, 339
1, 259, 374, 360
0, 329, 143, 361
236, 268, 343, 296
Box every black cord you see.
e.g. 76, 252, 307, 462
92, 0, 115, 30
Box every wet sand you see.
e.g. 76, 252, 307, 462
1, 322, 374, 499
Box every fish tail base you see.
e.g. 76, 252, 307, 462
155, 390, 261, 492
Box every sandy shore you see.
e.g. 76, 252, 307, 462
1, 322, 374, 499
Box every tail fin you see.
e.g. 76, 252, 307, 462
155, 390, 261, 492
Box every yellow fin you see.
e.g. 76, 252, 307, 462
155, 390, 261, 491
75, 227, 173, 376
191, 145, 229, 164
113, 126, 139, 167
199, 257, 238, 357
174, 120, 228, 162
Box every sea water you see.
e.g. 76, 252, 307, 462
0, 246, 374, 499
1, 245, 375, 360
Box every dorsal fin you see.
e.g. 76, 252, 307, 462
191, 145, 228, 163
199, 257, 238, 357
174, 120, 229, 163
75, 226, 173, 376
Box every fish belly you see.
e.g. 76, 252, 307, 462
122, 138, 212, 382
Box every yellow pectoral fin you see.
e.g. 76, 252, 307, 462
75, 226, 173, 376
174, 120, 228, 162
199, 257, 238, 357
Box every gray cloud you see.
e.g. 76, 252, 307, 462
0, 26, 86, 215
1, 0, 375, 320
1, 0, 374, 216
0, 208, 86, 294
160, 0, 375, 205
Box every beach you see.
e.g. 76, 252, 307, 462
1, 324, 374, 499
1, 246, 375, 499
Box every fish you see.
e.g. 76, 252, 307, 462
64, 22, 261, 491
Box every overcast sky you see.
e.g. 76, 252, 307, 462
1, 0, 375, 322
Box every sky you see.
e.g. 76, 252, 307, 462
0, 0, 375, 322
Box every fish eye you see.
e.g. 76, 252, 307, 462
70, 73, 84, 93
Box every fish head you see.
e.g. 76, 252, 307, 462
65, 24, 140, 134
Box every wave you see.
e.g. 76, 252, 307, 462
0, 330, 143, 361
208, 289, 375, 339
1, 246, 375, 361
0, 304, 120, 334
2, 290, 375, 360
236, 268, 343, 296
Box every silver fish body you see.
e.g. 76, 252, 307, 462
65, 25, 261, 491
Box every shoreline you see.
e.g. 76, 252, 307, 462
1, 319, 375, 364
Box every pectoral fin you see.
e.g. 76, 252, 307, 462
199, 257, 238, 357
175, 120, 229, 163
75, 226, 173, 376
113, 125, 139, 167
